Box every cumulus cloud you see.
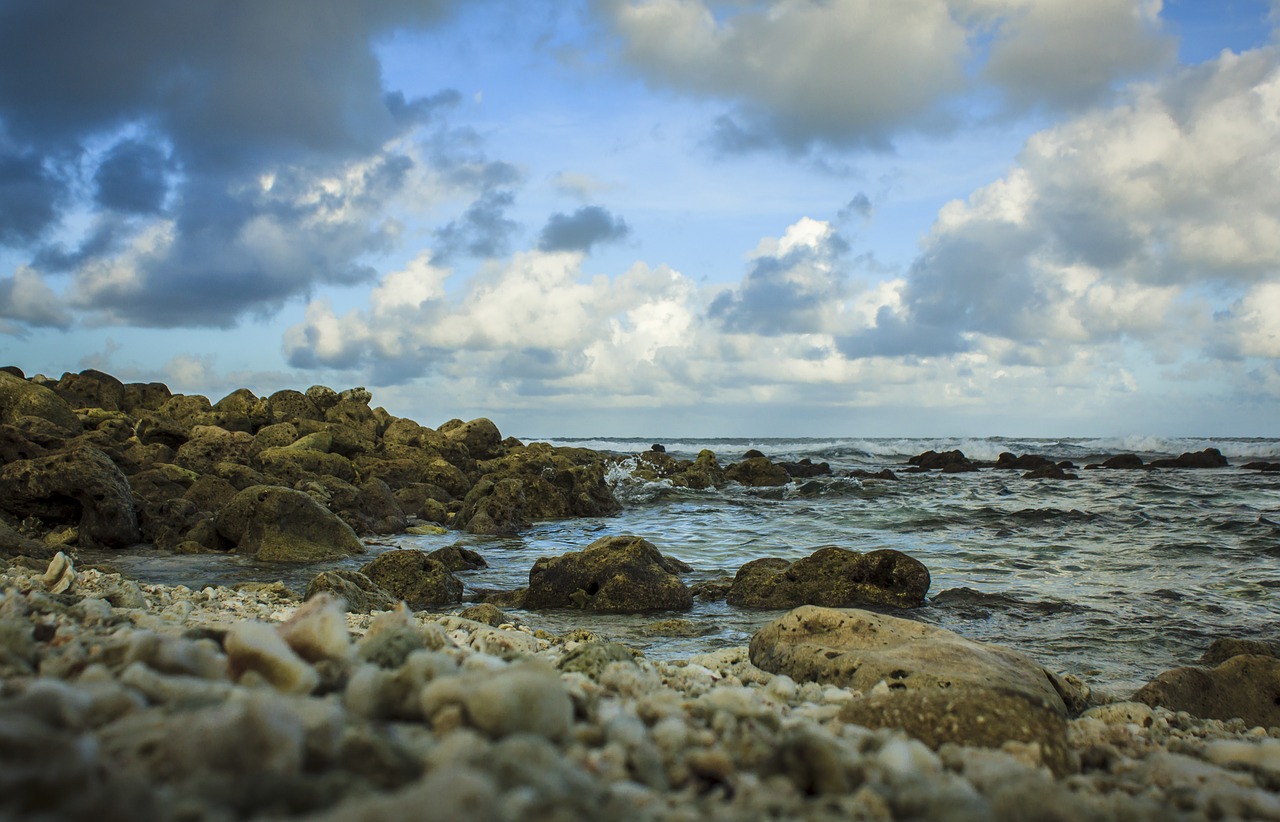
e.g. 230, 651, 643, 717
592, 0, 1172, 152
0, 265, 70, 330
537, 206, 630, 253
0, 0, 474, 329
432, 190, 520, 263
841, 45, 1280, 362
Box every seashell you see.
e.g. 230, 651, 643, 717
39, 551, 76, 594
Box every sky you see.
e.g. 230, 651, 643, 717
1, 0, 1278, 438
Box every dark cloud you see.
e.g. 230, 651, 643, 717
709, 223, 850, 336
432, 190, 519, 263
0, 267, 70, 330
0, 147, 66, 245
838, 193, 873, 222
537, 205, 630, 253
423, 126, 523, 191
94, 139, 169, 214
384, 89, 463, 127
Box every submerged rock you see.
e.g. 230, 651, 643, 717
524, 534, 693, 612
724, 456, 790, 487
727, 546, 930, 610
750, 605, 1072, 714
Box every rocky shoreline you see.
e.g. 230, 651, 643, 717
3, 367, 1280, 819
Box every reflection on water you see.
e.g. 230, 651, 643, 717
81, 438, 1280, 694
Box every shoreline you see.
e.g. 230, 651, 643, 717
3, 555, 1279, 820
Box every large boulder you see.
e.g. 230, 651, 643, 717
254, 445, 355, 486
524, 535, 693, 612
725, 456, 790, 487
1148, 447, 1230, 469
440, 417, 504, 460
215, 485, 364, 562
0, 372, 82, 434
454, 478, 528, 536
0, 445, 140, 549
174, 427, 255, 474
749, 605, 1073, 714
53, 369, 126, 411
359, 549, 463, 609
1131, 654, 1280, 728
907, 449, 977, 473
265, 389, 322, 425
726, 546, 929, 609
304, 570, 398, 614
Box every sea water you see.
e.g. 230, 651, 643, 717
89, 436, 1280, 694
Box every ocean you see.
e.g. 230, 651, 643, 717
94, 435, 1280, 695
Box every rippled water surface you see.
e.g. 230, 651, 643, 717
89, 436, 1280, 694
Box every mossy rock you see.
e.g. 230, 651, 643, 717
727, 546, 929, 609
524, 534, 693, 613
216, 485, 364, 562
360, 549, 463, 609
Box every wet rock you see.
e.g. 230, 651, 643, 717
840, 688, 1075, 776
1199, 637, 1280, 666
1147, 447, 1230, 468
994, 452, 1056, 471
1101, 453, 1145, 469
360, 549, 464, 609
427, 545, 488, 572
457, 603, 507, 626
523, 535, 693, 613
455, 477, 528, 536
1131, 654, 1280, 728
1021, 463, 1079, 480
0, 444, 140, 548
749, 605, 1071, 714
440, 417, 504, 460
725, 456, 790, 487
726, 546, 930, 610
907, 449, 977, 472
216, 485, 364, 562
305, 570, 399, 614
778, 458, 832, 479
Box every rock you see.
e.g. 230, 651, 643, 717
224, 620, 319, 694
304, 570, 399, 614
457, 603, 507, 627
523, 535, 693, 612
421, 661, 573, 740
121, 381, 172, 414
265, 389, 322, 424
839, 688, 1074, 776
360, 549, 464, 609
1131, 654, 1280, 728
53, 369, 126, 411
134, 411, 191, 449
426, 545, 488, 572
0, 371, 82, 433
254, 445, 356, 485
0, 445, 140, 548
216, 485, 365, 562
557, 641, 637, 678
907, 449, 977, 472
0, 518, 53, 558
440, 417, 504, 460
726, 546, 930, 609
276, 594, 352, 664
1101, 454, 1145, 469
1147, 447, 1230, 469
174, 427, 254, 474
455, 477, 528, 536
778, 458, 832, 478
1199, 637, 1280, 666
749, 606, 1071, 714
38, 551, 76, 594
1021, 464, 1079, 480
725, 456, 790, 487
994, 452, 1055, 471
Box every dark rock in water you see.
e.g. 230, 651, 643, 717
839, 688, 1074, 776
742, 449, 766, 459
524, 534, 693, 612
995, 452, 1055, 471
649, 443, 665, 453
727, 546, 929, 610
216, 485, 364, 562
1198, 637, 1280, 666
908, 449, 977, 473
1131, 654, 1280, 728
779, 458, 831, 478
1242, 461, 1280, 472
0, 444, 140, 549
427, 544, 488, 572
847, 468, 898, 481
455, 477, 529, 536
1147, 448, 1229, 469
630, 448, 726, 490
304, 570, 398, 614
360, 549, 464, 609
725, 456, 790, 487
750, 606, 1073, 715
1021, 463, 1079, 480
690, 576, 734, 601
1101, 454, 1144, 469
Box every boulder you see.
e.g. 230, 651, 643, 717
725, 456, 790, 487
1022, 464, 1079, 480
0, 372, 82, 433
994, 453, 1055, 471
0, 517, 53, 558
524, 534, 693, 613
726, 546, 929, 609
839, 688, 1074, 776
264, 389, 322, 425
212, 388, 268, 432
53, 369, 126, 411
216, 485, 364, 562
0, 445, 140, 549
304, 570, 399, 614
254, 445, 355, 486
134, 411, 191, 449
440, 417, 504, 460
907, 449, 976, 472
174, 427, 254, 474
778, 458, 831, 479
426, 545, 488, 572
1199, 637, 1280, 666
1101, 454, 1144, 469
454, 478, 528, 536
0, 424, 48, 464
359, 549, 463, 609
677, 450, 726, 489
158, 394, 213, 427
121, 381, 172, 414
749, 605, 1072, 714
1131, 654, 1280, 728
1147, 448, 1230, 469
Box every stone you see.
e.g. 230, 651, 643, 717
523, 534, 693, 612
749, 605, 1071, 714
1200, 637, 1280, 666
277, 594, 353, 664
839, 688, 1074, 776
39, 551, 76, 594
907, 449, 977, 472
0, 517, 52, 558
440, 417, 504, 460
420, 661, 573, 741
0, 371, 82, 433
216, 485, 364, 562
727, 546, 930, 609
360, 549, 464, 609
255, 445, 356, 485
53, 369, 126, 411
304, 570, 398, 614
1101, 454, 1144, 469
725, 456, 790, 487
1131, 654, 1280, 728
1148, 447, 1230, 468
427, 545, 488, 572
457, 603, 507, 627
455, 477, 528, 536
224, 620, 319, 694
0, 444, 140, 549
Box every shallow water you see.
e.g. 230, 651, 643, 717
85, 436, 1280, 694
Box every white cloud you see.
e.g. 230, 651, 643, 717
0, 265, 71, 330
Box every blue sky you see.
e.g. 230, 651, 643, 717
1, 0, 1278, 438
